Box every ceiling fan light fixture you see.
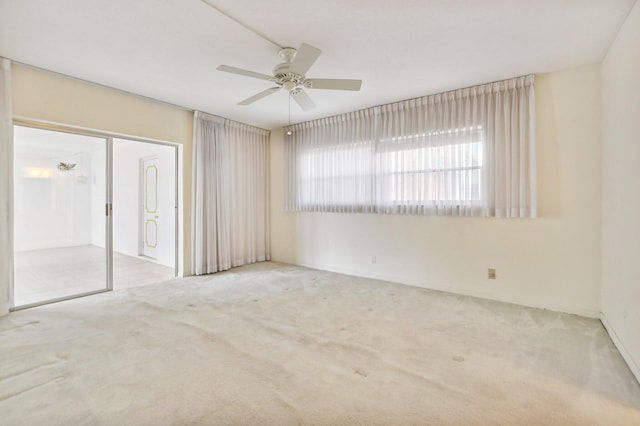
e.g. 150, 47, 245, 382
283, 81, 297, 91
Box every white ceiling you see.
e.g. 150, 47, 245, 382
0, 0, 635, 130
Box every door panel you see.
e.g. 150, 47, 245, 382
12, 125, 110, 308
145, 220, 158, 248
141, 157, 159, 259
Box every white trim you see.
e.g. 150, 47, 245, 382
13, 117, 179, 147
11, 289, 110, 312
1, 57, 13, 315
296, 260, 601, 319
106, 137, 113, 291
176, 144, 184, 277
600, 312, 640, 384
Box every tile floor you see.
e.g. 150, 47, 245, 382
13, 245, 175, 307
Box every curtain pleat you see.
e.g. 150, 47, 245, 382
284, 75, 535, 218
0, 58, 13, 315
191, 112, 270, 275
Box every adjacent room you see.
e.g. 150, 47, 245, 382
11, 126, 177, 307
0, 0, 639, 424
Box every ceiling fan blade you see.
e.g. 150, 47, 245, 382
217, 65, 273, 81
291, 88, 316, 111
290, 43, 322, 76
238, 87, 281, 105
304, 78, 362, 91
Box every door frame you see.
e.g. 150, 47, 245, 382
9, 118, 180, 311
115, 139, 179, 272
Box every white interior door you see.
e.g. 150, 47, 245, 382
140, 156, 159, 259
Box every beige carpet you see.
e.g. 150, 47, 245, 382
1, 262, 639, 425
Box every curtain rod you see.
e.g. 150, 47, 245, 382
284, 74, 535, 130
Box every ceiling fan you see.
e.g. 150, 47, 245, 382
216, 43, 362, 111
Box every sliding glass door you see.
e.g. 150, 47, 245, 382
12, 125, 111, 308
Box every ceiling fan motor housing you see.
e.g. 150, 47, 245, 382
278, 47, 297, 63
273, 63, 304, 91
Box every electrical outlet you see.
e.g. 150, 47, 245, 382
488, 268, 496, 279
372, 256, 377, 264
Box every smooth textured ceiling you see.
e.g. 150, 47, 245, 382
0, 0, 635, 130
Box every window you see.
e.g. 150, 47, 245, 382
285, 75, 535, 218
297, 141, 375, 210
293, 126, 484, 213
377, 127, 484, 209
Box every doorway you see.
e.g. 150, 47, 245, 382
11, 124, 178, 309
112, 138, 177, 290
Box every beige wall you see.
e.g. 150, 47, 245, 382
601, 0, 640, 381
271, 64, 602, 318
11, 64, 194, 275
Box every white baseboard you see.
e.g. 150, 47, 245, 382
297, 261, 600, 319
600, 312, 640, 384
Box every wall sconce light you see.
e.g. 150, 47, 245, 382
25, 168, 53, 178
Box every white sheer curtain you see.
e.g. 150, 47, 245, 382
284, 110, 377, 213
484, 76, 536, 218
375, 95, 485, 216
284, 75, 536, 218
0, 58, 13, 315
191, 111, 270, 275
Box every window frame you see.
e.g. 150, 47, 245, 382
294, 126, 485, 211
